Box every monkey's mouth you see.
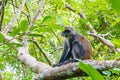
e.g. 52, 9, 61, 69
61, 32, 72, 38
62, 35, 72, 38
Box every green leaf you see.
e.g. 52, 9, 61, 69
0, 62, 5, 69
102, 70, 111, 76
11, 27, 21, 36
50, 24, 64, 31
42, 16, 52, 23
110, 68, 120, 75
37, 27, 51, 32
20, 20, 28, 32
0, 33, 4, 42
79, 61, 104, 80
107, 0, 120, 13
112, 38, 120, 47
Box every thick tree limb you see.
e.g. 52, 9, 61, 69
2, 1, 120, 80
1, 0, 50, 74
1, 32, 53, 73
2, 26, 120, 80
17, 0, 48, 74
18, 47, 53, 73
65, 3, 119, 52
35, 60, 120, 80
2, 31, 120, 80
18, 0, 45, 73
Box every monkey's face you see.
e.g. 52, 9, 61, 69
61, 27, 76, 38
61, 30, 76, 38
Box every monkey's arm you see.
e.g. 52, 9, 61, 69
58, 41, 70, 63
53, 41, 72, 67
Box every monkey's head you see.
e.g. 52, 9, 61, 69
61, 27, 76, 38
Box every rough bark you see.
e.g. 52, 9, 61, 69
2, 31, 120, 80
18, 46, 53, 73
35, 60, 120, 80
1, 1, 120, 80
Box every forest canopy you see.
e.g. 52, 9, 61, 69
0, 0, 120, 80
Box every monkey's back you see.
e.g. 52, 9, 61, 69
72, 34, 92, 60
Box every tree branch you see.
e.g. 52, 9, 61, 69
0, 0, 7, 31
0, 32, 22, 45
35, 60, 120, 80
2, 27, 120, 80
51, 29, 62, 45
65, 3, 119, 52
3, 0, 27, 34
17, 0, 47, 74
1, 32, 53, 74
22, 0, 44, 47
32, 39, 52, 66
17, 46, 53, 73
9, 2, 31, 24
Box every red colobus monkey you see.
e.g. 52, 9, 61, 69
55, 27, 92, 66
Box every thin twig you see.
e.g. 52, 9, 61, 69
49, 47, 63, 54
31, 39, 52, 66
25, 3, 31, 24
51, 29, 62, 45
9, 2, 30, 23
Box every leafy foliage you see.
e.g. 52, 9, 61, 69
79, 61, 104, 80
0, 33, 4, 42
107, 0, 120, 13
0, 0, 120, 80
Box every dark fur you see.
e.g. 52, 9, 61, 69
54, 27, 92, 66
